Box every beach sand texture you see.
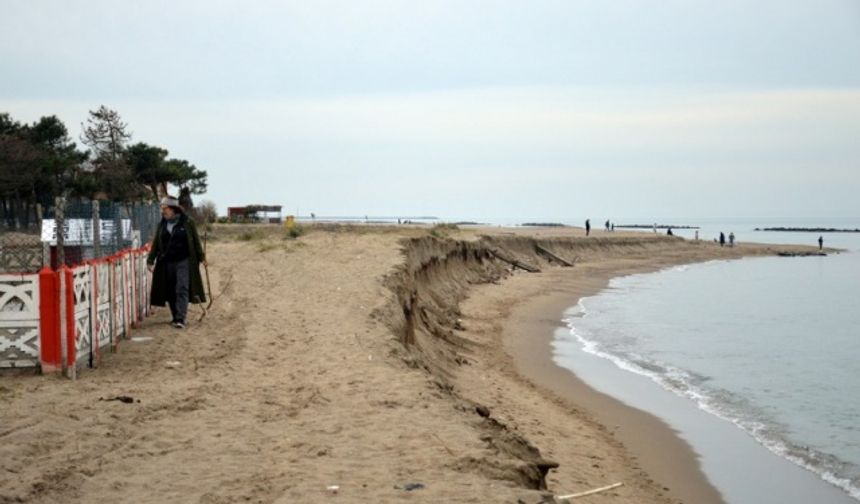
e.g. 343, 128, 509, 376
0, 225, 822, 503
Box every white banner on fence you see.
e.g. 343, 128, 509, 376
41, 219, 132, 246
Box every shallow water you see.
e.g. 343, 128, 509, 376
553, 219, 860, 503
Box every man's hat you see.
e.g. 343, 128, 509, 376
160, 196, 182, 210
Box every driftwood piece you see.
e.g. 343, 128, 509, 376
535, 244, 574, 267
557, 482, 624, 500
489, 249, 541, 273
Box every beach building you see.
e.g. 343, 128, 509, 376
227, 205, 283, 223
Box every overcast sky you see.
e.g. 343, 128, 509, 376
2, 0, 859, 221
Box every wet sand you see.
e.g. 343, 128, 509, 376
501, 267, 726, 504
485, 242, 855, 504
459, 250, 734, 503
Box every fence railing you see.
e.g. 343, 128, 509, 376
0, 247, 151, 376
0, 271, 40, 368
0, 197, 160, 376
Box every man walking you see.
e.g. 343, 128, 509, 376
147, 196, 207, 328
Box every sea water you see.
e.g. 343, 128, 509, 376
553, 220, 860, 503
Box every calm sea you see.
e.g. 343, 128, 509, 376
553, 218, 860, 503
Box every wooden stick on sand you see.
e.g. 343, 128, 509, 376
556, 482, 624, 500
488, 248, 541, 273
534, 244, 575, 267
198, 230, 214, 322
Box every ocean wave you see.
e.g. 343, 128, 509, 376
558, 316, 860, 501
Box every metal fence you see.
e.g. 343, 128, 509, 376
0, 198, 161, 273
0, 227, 41, 273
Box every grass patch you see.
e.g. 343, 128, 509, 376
213, 223, 284, 241
429, 222, 459, 239
256, 241, 279, 253
284, 225, 305, 240
282, 241, 307, 253
238, 230, 266, 241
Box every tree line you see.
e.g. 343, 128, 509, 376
0, 106, 207, 229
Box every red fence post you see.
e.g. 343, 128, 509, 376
38, 267, 61, 373
36, 245, 154, 375
61, 265, 77, 379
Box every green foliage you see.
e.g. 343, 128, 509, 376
125, 142, 208, 207
0, 112, 87, 227
285, 225, 305, 239
127, 142, 170, 198
30, 115, 69, 149
79, 106, 140, 201
165, 158, 207, 194
0, 112, 23, 135
79, 105, 131, 161
30, 116, 88, 205
0, 133, 42, 197
1, 107, 208, 229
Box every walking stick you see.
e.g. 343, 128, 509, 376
198, 229, 214, 322
204, 230, 214, 311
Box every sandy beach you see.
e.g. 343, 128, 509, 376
0, 224, 824, 503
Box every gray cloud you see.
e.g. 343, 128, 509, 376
2, 1, 859, 220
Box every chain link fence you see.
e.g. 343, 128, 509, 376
0, 202, 43, 273
0, 198, 161, 273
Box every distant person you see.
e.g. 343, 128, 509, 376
147, 196, 207, 329
719, 232, 726, 247
605, 219, 610, 231
611, 223, 615, 232
694, 230, 699, 241
729, 232, 735, 247
818, 235, 824, 250
667, 227, 673, 236
653, 223, 657, 233
585, 219, 591, 236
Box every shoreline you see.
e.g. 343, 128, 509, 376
489, 254, 856, 503
493, 260, 727, 503
389, 227, 838, 502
